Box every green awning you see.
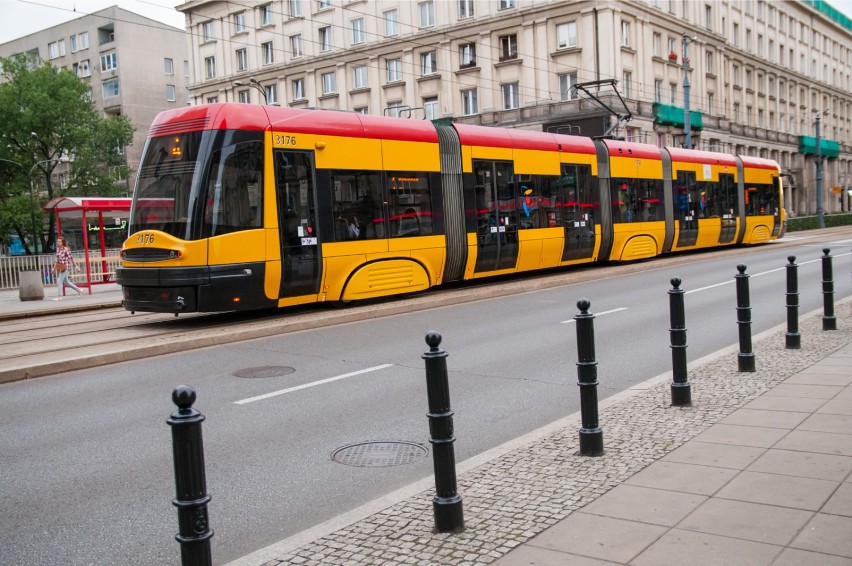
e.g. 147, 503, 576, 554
799, 135, 840, 158
652, 102, 703, 131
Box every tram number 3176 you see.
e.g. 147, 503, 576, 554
136, 233, 155, 245
275, 134, 297, 146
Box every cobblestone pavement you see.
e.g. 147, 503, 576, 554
232, 302, 852, 566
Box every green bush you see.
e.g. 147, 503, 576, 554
786, 213, 852, 232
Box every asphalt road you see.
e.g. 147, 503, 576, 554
1, 231, 851, 565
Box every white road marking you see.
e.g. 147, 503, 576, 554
560, 307, 628, 324
234, 364, 394, 405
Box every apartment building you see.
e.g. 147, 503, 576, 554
0, 6, 189, 192
177, 0, 850, 216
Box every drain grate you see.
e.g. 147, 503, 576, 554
232, 366, 295, 378
331, 441, 429, 468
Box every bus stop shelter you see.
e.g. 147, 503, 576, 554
43, 197, 131, 294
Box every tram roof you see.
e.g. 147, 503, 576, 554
453, 122, 596, 154
739, 154, 781, 171
602, 139, 662, 160
665, 147, 738, 167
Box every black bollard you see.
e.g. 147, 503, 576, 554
167, 386, 213, 566
574, 299, 604, 456
822, 248, 837, 330
735, 265, 755, 372
422, 331, 464, 533
669, 278, 691, 406
785, 256, 801, 349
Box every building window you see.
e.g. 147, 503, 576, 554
421, 51, 437, 75
384, 9, 399, 36
292, 78, 305, 99
704, 4, 712, 30
354, 106, 368, 114
353, 65, 368, 89
318, 0, 332, 9
559, 72, 577, 100
319, 27, 332, 51
705, 51, 713, 74
733, 102, 740, 123
100, 52, 118, 72
291, 35, 303, 58
652, 33, 661, 57
419, 1, 435, 27
164, 57, 174, 74
654, 79, 663, 101
322, 71, 336, 95
351, 18, 365, 44
234, 49, 247, 71
670, 82, 677, 103
621, 21, 631, 48
262, 41, 274, 64
207, 96, 219, 104
459, 0, 474, 19
459, 42, 476, 67
48, 41, 62, 59
499, 0, 516, 9
70, 34, 78, 53
202, 21, 214, 41
260, 4, 273, 26
289, 0, 301, 17
205, 56, 216, 79
266, 84, 277, 104
386, 101, 405, 118
499, 34, 518, 61
461, 88, 478, 115
502, 83, 519, 110
74, 59, 91, 78
622, 71, 632, 98
233, 11, 246, 34
557, 22, 577, 49
423, 96, 439, 120
102, 78, 119, 99
166, 84, 176, 102
707, 92, 714, 113
239, 90, 250, 103
386, 58, 402, 82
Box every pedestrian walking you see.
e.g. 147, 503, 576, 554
53, 236, 82, 300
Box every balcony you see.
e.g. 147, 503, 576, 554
652, 102, 703, 131
798, 136, 840, 157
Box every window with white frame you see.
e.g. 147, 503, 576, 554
289, 0, 301, 17
266, 84, 277, 104
557, 22, 577, 49
351, 18, 365, 44
353, 65, 368, 89
654, 79, 663, 101
621, 20, 631, 47
319, 27, 332, 51
291, 35, 303, 58
499, 0, 516, 9
74, 59, 91, 78
668, 36, 677, 55
318, 0, 331, 9
423, 96, 439, 120
704, 3, 712, 30
386, 58, 402, 82
184, 60, 189, 76
78, 32, 88, 49
354, 106, 368, 114
260, 4, 273, 25
322, 71, 336, 95
461, 88, 478, 115
384, 9, 399, 36
421, 51, 437, 75
386, 101, 404, 118
239, 90, 250, 103
459, 0, 474, 19
236, 48, 248, 71
733, 102, 740, 122
459, 42, 476, 67
707, 92, 714, 113
262, 41, 274, 64
499, 34, 518, 60
559, 72, 577, 100
419, 1, 435, 27
102, 78, 119, 98
100, 52, 118, 72
166, 84, 176, 102
705, 50, 713, 73
48, 41, 60, 59
622, 71, 632, 98
70, 34, 78, 53
164, 57, 174, 75
205, 56, 216, 79
233, 11, 246, 34
202, 21, 214, 41
502, 83, 519, 109
207, 96, 219, 103
670, 82, 677, 103
292, 78, 305, 99
652, 33, 661, 57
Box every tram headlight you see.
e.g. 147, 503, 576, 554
168, 250, 182, 259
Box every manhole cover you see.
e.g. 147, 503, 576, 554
332, 441, 429, 467
232, 366, 295, 378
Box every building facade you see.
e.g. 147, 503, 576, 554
0, 6, 189, 192
177, 0, 850, 217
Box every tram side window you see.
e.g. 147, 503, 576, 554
516, 175, 549, 229
330, 170, 383, 241
675, 171, 701, 218
203, 141, 263, 237
745, 182, 778, 216
560, 165, 595, 226
611, 178, 664, 222
716, 173, 737, 217
386, 172, 433, 237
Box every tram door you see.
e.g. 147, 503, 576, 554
274, 150, 322, 297
473, 160, 519, 273
561, 164, 596, 261
718, 173, 737, 243
675, 171, 698, 247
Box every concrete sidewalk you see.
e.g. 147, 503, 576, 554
0, 281, 123, 319
232, 304, 852, 566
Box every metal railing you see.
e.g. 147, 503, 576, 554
0, 249, 122, 289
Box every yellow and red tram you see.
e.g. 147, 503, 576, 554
117, 103, 783, 313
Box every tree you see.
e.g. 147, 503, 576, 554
0, 55, 135, 254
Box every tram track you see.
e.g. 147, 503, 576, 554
2, 227, 849, 384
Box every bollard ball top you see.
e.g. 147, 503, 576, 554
823, 248, 831, 256
425, 331, 442, 348
577, 298, 591, 312
788, 255, 796, 264
737, 264, 747, 274
172, 385, 196, 409
670, 277, 681, 288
